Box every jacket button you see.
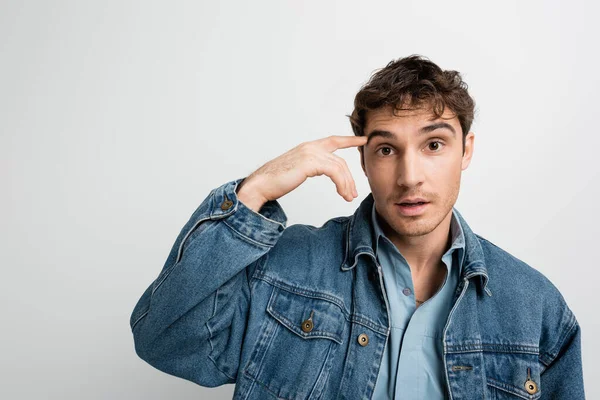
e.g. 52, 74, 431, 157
221, 199, 233, 210
524, 379, 538, 394
357, 333, 369, 346
301, 319, 314, 333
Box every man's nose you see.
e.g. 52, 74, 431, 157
396, 151, 424, 188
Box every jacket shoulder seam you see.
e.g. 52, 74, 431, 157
539, 308, 578, 370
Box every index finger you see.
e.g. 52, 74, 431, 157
322, 135, 369, 152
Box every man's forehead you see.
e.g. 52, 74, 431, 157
364, 105, 460, 134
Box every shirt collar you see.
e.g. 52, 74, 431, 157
340, 193, 489, 293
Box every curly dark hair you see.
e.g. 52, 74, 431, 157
348, 54, 476, 154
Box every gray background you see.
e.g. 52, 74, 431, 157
1, 0, 598, 398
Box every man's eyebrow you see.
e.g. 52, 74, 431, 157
366, 122, 456, 145
419, 122, 456, 137
366, 130, 396, 145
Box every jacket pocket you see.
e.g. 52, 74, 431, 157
244, 285, 346, 400
484, 351, 542, 400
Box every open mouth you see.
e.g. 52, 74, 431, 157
396, 202, 429, 215
399, 202, 427, 207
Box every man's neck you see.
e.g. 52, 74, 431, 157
377, 209, 454, 305
378, 209, 453, 275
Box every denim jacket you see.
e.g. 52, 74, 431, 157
130, 178, 585, 399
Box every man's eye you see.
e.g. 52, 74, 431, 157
427, 141, 445, 152
377, 147, 393, 156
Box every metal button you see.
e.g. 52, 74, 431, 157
357, 333, 369, 346
221, 199, 233, 210
524, 380, 537, 394
402, 287, 412, 296
301, 319, 314, 332
301, 310, 315, 333
524, 367, 538, 394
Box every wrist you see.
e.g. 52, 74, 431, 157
236, 177, 268, 213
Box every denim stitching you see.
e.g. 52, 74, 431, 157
242, 369, 294, 400
175, 216, 212, 264
222, 218, 277, 249
446, 343, 539, 355
255, 275, 388, 335
152, 263, 178, 295
540, 311, 577, 371
487, 377, 540, 400
267, 307, 343, 344
130, 310, 148, 331
254, 273, 347, 314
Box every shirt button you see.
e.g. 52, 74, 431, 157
221, 199, 233, 210
357, 333, 369, 346
524, 379, 538, 394
402, 287, 412, 296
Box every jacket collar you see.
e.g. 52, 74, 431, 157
340, 193, 490, 293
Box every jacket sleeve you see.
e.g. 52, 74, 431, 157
129, 177, 287, 387
539, 309, 586, 399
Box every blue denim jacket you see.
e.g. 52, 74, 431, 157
130, 178, 585, 399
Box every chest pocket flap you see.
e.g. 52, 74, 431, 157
267, 286, 346, 344
484, 351, 542, 399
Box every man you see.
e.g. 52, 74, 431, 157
130, 55, 585, 399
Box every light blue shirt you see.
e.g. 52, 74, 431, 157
371, 204, 466, 399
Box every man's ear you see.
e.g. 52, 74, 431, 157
461, 131, 475, 171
